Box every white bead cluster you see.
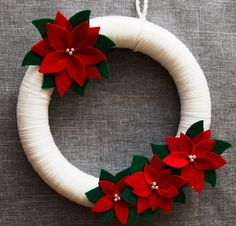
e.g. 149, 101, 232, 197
113, 194, 121, 202
151, 181, 159, 190
188, 154, 196, 162
66, 48, 75, 56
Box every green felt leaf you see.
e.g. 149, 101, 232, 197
174, 189, 185, 204
140, 208, 159, 222
22, 51, 43, 66
99, 209, 115, 222
69, 10, 91, 27
42, 74, 56, 88
171, 168, 182, 176
32, 18, 54, 38
205, 170, 216, 187
130, 155, 149, 173
128, 207, 137, 225
96, 61, 110, 79
185, 120, 204, 139
115, 167, 130, 181
121, 187, 137, 205
99, 169, 117, 183
70, 79, 89, 96
95, 35, 116, 52
85, 187, 104, 204
212, 139, 232, 155
151, 143, 169, 160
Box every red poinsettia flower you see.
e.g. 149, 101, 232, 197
126, 155, 186, 214
31, 12, 106, 96
92, 177, 130, 225
163, 130, 227, 192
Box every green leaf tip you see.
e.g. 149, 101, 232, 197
151, 143, 169, 160
130, 155, 149, 173
32, 18, 54, 38
85, 186, 104, 204
186, 120, 204, 139
69, 10, 91, 27
204, 170, 216, 187
212, 139, 232, 155
42, 74, 56, 88
22, 51, 43, 66
95, 34, 116, 52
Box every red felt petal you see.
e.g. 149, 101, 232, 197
46, 23, 69, 51
158, 184, 179, 199
116, 176, 129, 192
132, 182, 151, 198
150, 155, 165, 174
179, 133, 193, 154
31, 39, 53, 57
77, 47, 106, 65
137, 197, 150, 214
144, 165, 157, 185
192, 140, 215, 156
157, 169, 171, 186
99, 180, 116, 195
157, 195, 173, 213
192, 130, 211, 144
114, 203, 129, 225
163, 152, 189, 168
69, 21, 89, 49
148, 191, 160, 211
55, 70, 72, 96
85, 65, 101, 79
206, 152, 227, 169
189, 169, 205, 192
194, 156, 218, 170
181, 164, 196, 181
126, 172, 145, 188
54, 11, 72, 31
87, 27, 100, 46
92, 196, 113, 213
39, 52, 68, 73
170, 175, 187, 189
166, 136, 180, 152
66, 56, 86, 86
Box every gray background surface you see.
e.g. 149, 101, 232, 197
0, 0, 235, 225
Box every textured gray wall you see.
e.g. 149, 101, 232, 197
0, 0, 235, 225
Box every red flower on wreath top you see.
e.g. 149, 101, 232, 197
22, 11, 115, 96
163, 130, 227, 192
126, 155, 186, 214
92, 177, 130, 225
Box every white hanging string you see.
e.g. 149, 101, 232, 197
136, 0, 149, 20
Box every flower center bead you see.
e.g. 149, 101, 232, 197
113, 194, 121, 202
151, 181, 159, 190
66, 48, 75, 56
188, 154, 196, 163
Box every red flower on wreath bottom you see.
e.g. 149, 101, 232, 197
92, 177, 130, 225
163, 130, 227, 192
31, 12, 106, 96
126, 156, 186, 214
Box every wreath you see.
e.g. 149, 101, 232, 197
18, 7, 231, 226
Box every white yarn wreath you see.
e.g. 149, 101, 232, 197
17, 15, 211, 207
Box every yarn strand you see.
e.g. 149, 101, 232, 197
136, 0, 149, 20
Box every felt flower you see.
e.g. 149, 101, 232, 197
163, 130, 227, 192
30, 11, 106, 96
126, 155, 186, 214
92, 177, 130, 225
23, 11, 115, 96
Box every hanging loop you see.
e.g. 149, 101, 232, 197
136, 0, 149, 20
